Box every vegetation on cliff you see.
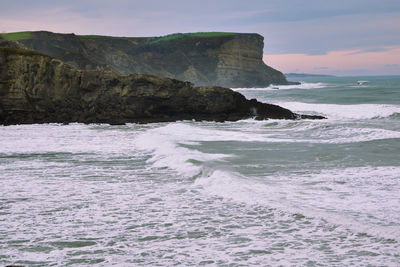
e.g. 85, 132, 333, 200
0, 31, 33, 41
149, 32, 239, 44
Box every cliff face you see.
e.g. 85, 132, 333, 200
1, 47, 322, 126
0, 31, 289, 88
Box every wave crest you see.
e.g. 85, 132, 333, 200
277, 102, 400, 119
234, 82, 327, 91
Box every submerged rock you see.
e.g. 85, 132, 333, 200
0, 47, 324, 125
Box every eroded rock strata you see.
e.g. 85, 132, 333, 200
0, 47, 323, 126
0, 31, 291, 88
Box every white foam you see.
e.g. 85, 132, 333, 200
194, 170, 272, 204
288, 124, 400, 144
273, 82, 328, 90
194, 166, 400, 241
321, 127, 400, 143
234, 82, 327, 91
133, 123, 266, 177
132, 120, 400, 177
0, 123, 142, 155
216, 119, 400, 144
134, 129, 226, 177
276, 102, 400, 120
134, 122, 332, 177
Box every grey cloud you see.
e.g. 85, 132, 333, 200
1, 0, 400, 55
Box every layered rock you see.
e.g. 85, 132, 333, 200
0, 47, 323, 126
0, 31, 290, 87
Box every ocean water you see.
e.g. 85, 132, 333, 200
1, 76, 400, 266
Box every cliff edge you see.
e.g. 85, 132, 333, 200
0, 47, 323, 125
0, 31, 289, 88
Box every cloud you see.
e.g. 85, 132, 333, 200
347, 47, 388, 54
259, 12, 400, 54
385, 64, 400, 68
264, 46, 400, 76
0, 0, 399, 55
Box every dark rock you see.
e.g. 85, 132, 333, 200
0, 47, 325, 126
0, 31, 291, 88
298, 114, 326, 120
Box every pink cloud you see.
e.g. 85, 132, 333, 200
264, 47, 400, 75
0, 7, 177, 37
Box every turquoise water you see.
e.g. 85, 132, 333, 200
1, 76, 399, 266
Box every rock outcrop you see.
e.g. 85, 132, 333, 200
0, 31, 290, 88
0, 47, 323, 126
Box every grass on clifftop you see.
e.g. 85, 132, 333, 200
185, 32, 239, 37
78, 35, 149, 41
0, 31, 33, 41
151, 32, 239, 44
79, 32, 239, 44
0, 31, 240, 43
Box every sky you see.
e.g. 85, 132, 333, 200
1, 0, 400, 76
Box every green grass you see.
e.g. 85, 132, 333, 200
150, 32, 239, 44
150, 33, 186, 44
0, 31, 239, 43
78, 34, 147, 40
78, 35, 110, 39
185, 32, 239, 37
0, 31, 33, 41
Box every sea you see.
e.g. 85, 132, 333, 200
1, 76, 400, 266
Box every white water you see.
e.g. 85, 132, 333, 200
235, 82, 328, 91
277, 102, 400, 120
1, 77, 400, 266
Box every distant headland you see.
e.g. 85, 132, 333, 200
0, 31, 293, 88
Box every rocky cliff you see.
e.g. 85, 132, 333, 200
0, 31, 289, 88
0, 47, 322, 125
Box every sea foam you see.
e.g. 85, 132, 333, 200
277, 102, 400, 120
132, 118, 400, 179
194, 166, 400, 241
234, 82, 328, 91
133, 123, 243, 177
